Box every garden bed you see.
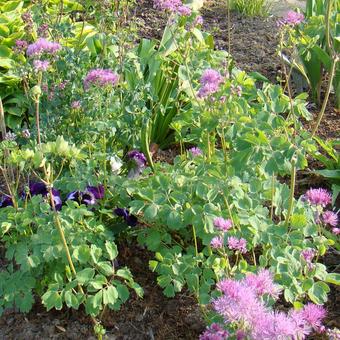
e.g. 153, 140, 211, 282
0, 0, 339, 339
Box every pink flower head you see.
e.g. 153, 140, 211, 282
153, 0, 182, 12
71, 100, 81, 110
245, 269, 281, 298
189, 147, 203, 157
14, 40, 28, 53
227, 236, 247, 253
33, 60, 50, 72
213, 276, 323, 339
322, 211, 338, 227
199, 323, 229, 340
177, 5, 191, 16
332, 228, 340, 235
301, 248, 316, 264
26, 38, 61, 57
198, 69, 223, 98
235, 330, 246, 340
304, 188, 332, 207
300, 303, 327, 332
283, 11, 304, 26
37, 23, 49, 38
278, 11, 304, 26
194, 15, 203, 26
84, 69, 119, 89
213, 217, 232, 232
210, 236, 224, 249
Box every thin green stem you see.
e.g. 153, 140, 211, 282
270, 173, 275, 220
192, 225, 198, 257
311, 56, 338, 137
285, 158, 296, 227
325, 0, 333, 55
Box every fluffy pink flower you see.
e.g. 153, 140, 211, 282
177, 5, 191, 16
27, 38, 61, 57
300, 303, 327, 332
33, 60, 50, 72
227, 236, 247, 253
198, 69, 223, 98
199, 323, 229, 340
304, 188, 332, 207
332, 228, 340, 235
301, 248, 316, 263
278, 10, 304, 26
245, 269, 281, 298
71, 100, 81, 109
210, 236, 223, 249
84, 69, 119, 89
14, 40, 28, 53
194, 15, 203, 26
322, 211, 338, 227
213, 276, 324, 339
153, 0, 182, 12
213, 217, 232, 232
189, 147, 203, 157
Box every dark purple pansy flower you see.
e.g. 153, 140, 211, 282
29, 181, 48, 196
0, 195, 13, 208
114, 207, 129, 219
23, 182, 62, 211
87, 185, 104, 200
127, 150, 147, 179
128, 150, 147, 167
114, 207, 138, 227
51, 189, 62, 211
67, 190, 96, 206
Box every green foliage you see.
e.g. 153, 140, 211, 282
231, 0, 272, 17
0, 0, 338, 337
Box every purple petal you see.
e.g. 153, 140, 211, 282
87, 185, 104, 200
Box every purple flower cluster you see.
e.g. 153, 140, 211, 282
301, 248, 316, 270
14, 40, 28, 54
37, 24, 49, 38
199, 323, 229, 340
278, 10, 304, 26
188, 147, 203, 157
194, 15, 203, 26
84, 69, 119, 89
127, 150, 147, 179
303, 188, 338, 235
210, 273, 326, 339
0, 182, 105, 212
227, 236, 247, 253
26, 38, 61, 57
153, 0, 191, 16
213, 217, 232, 232
114, 208, 138, 227
198, 69, 223, 98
